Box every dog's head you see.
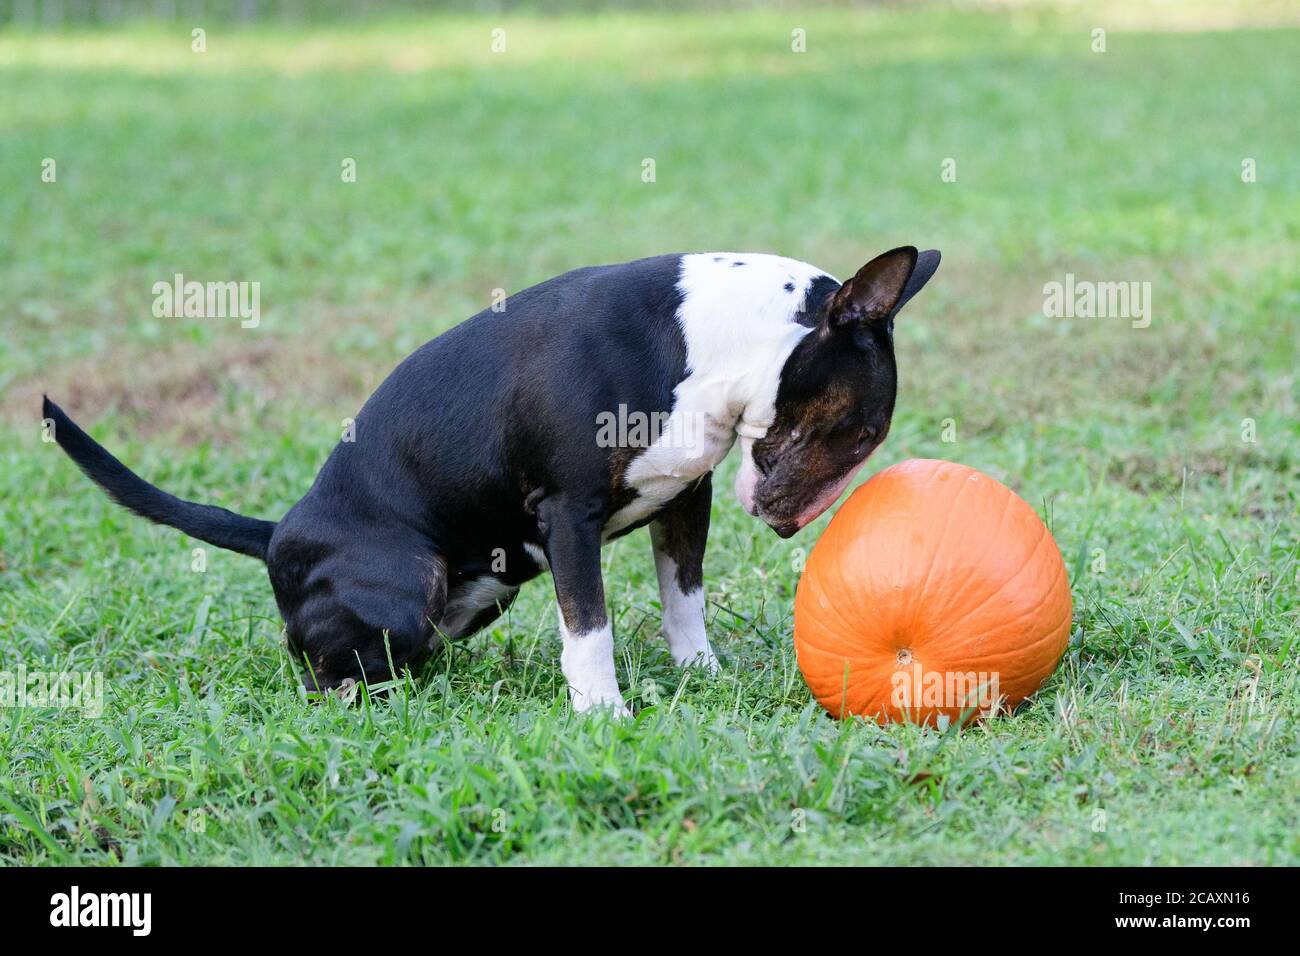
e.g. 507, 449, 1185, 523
736, 246, 940, 537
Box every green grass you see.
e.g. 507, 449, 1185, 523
1, 2, 1297, 865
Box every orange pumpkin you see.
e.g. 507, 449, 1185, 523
793, 459, 1072, 725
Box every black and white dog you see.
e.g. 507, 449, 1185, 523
45, 246, 939, 713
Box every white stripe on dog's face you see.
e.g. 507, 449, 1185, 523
608, 254, 835, 534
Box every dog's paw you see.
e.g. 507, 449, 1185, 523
672, 644, 720, 674
570, 686, 631, 719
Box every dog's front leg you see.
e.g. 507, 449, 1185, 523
650, 475, 719, 672
538, 495, 626, 714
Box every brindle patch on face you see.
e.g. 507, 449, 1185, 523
750, 324, 897, 531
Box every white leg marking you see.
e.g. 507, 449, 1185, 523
558, 612, 628, 716
653, 551, 719, 672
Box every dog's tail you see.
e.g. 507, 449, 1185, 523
42, 396, 277, 561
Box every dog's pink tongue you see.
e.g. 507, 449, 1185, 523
795, 460, 870, 529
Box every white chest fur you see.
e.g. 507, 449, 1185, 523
603, 253, 834, 537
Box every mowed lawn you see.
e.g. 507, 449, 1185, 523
1, 3, 1297, 865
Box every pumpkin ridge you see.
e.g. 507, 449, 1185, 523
938, 592, 1072, 685
907, 464, 982, 645
798, 563, 876, 657
937, 613, 1068, 667
793, 627, 870, 662
935, 517, 1052, 643
924, 486, 1019, 637
941, 564, 1070, 660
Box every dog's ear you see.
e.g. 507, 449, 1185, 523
890, 248, 941, 318
828, 246, 940, 327
828, 246, 917, 327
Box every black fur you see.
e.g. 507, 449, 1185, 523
46, 249, 939, 696
43, 397, 276, 559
